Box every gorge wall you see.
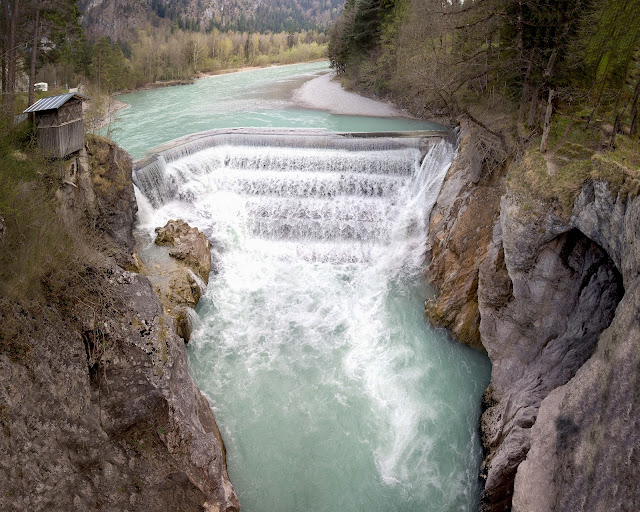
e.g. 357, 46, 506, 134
426, 121, 639, 511
0, 136, 238, 512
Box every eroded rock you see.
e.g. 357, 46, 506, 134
425, 119, 507, 351
478, 208, 623, 510
155, 219, 211, 283
510, 191, 640, 512
139, 219, 212, 343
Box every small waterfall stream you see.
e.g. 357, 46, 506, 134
134, 133, 490, 512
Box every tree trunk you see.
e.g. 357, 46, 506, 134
519, 83, 530, 123
606, 91, 624, 150
527, 85, 539, 128
1, 0, 8, 96
519, 57, 534, 124
540, 89, 555, 153
29, 6, 41, 107
609, 113, 620, 150
516, 1, 524, 58
4, 0, 19, 117
442, 1, 447, 66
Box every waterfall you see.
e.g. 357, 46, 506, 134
134, 132, 490, 512
133, 132, 452, 264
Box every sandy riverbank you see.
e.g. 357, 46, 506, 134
85, 98, 128, 131
293, 72, 412, 118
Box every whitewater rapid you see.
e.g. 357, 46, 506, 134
134, 132, 490, 512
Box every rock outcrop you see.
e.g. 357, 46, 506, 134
425, 120, 506, 350
478, 192, 623, 511
426, 125, 639, 511
0, 135, 238, 512
510, 188, 640, 512
155, 219, 212, 284
141, 219, 212, 342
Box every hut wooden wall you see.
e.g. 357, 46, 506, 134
35, 99, 85, 158
58, 101, 82, 124
37, 121, 84, 158
36, 111, 58, 129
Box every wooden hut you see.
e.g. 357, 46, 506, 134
23, 92, 89, 159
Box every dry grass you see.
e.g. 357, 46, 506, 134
0, 121, 82, 301
508, 117, 640, 217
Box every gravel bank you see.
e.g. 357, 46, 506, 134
294, 72, 411, 118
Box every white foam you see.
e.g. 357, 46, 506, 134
136, 136, 480, 507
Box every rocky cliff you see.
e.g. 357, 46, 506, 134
0, 136, 239, 512
426, 121, 639, 511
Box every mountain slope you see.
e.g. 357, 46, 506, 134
79, 0, 343, 41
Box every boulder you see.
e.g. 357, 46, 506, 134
137, 219, 212, 343
155, 219, 211, 283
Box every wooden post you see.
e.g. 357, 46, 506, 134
540, 89, 555, 153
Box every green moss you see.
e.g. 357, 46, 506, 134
555, 142, 595, 161
566, 122, 601, 149
547, 115, 573, 149
606, 136, 640, 169
509, 132, 640, 218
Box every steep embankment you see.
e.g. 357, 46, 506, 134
427, 120, 640, 511
0, 136, 238, 512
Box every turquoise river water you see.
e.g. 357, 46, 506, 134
119, 62, 491, 512
110, 61, 440, 160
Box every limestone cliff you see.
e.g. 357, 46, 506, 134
425, 120, 506, 350
426, 122, 639, 511
0, 136, 239, 512
508, 184, 640, 512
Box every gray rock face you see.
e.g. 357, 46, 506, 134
0, 136, 239, 512
85, 137, 140, 270
0, 270, 238, 512
478, 195, 623, 510
427, 127, 639, 511
510, 192, 640, 512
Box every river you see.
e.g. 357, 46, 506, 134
116, 62, 491, 512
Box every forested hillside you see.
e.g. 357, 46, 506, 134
0, 0, 328, 123
79, 0, 344, 41
329, 0, 640, 148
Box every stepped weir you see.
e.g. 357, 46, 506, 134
133, 127, 491, 512
134, 128, 450, 263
